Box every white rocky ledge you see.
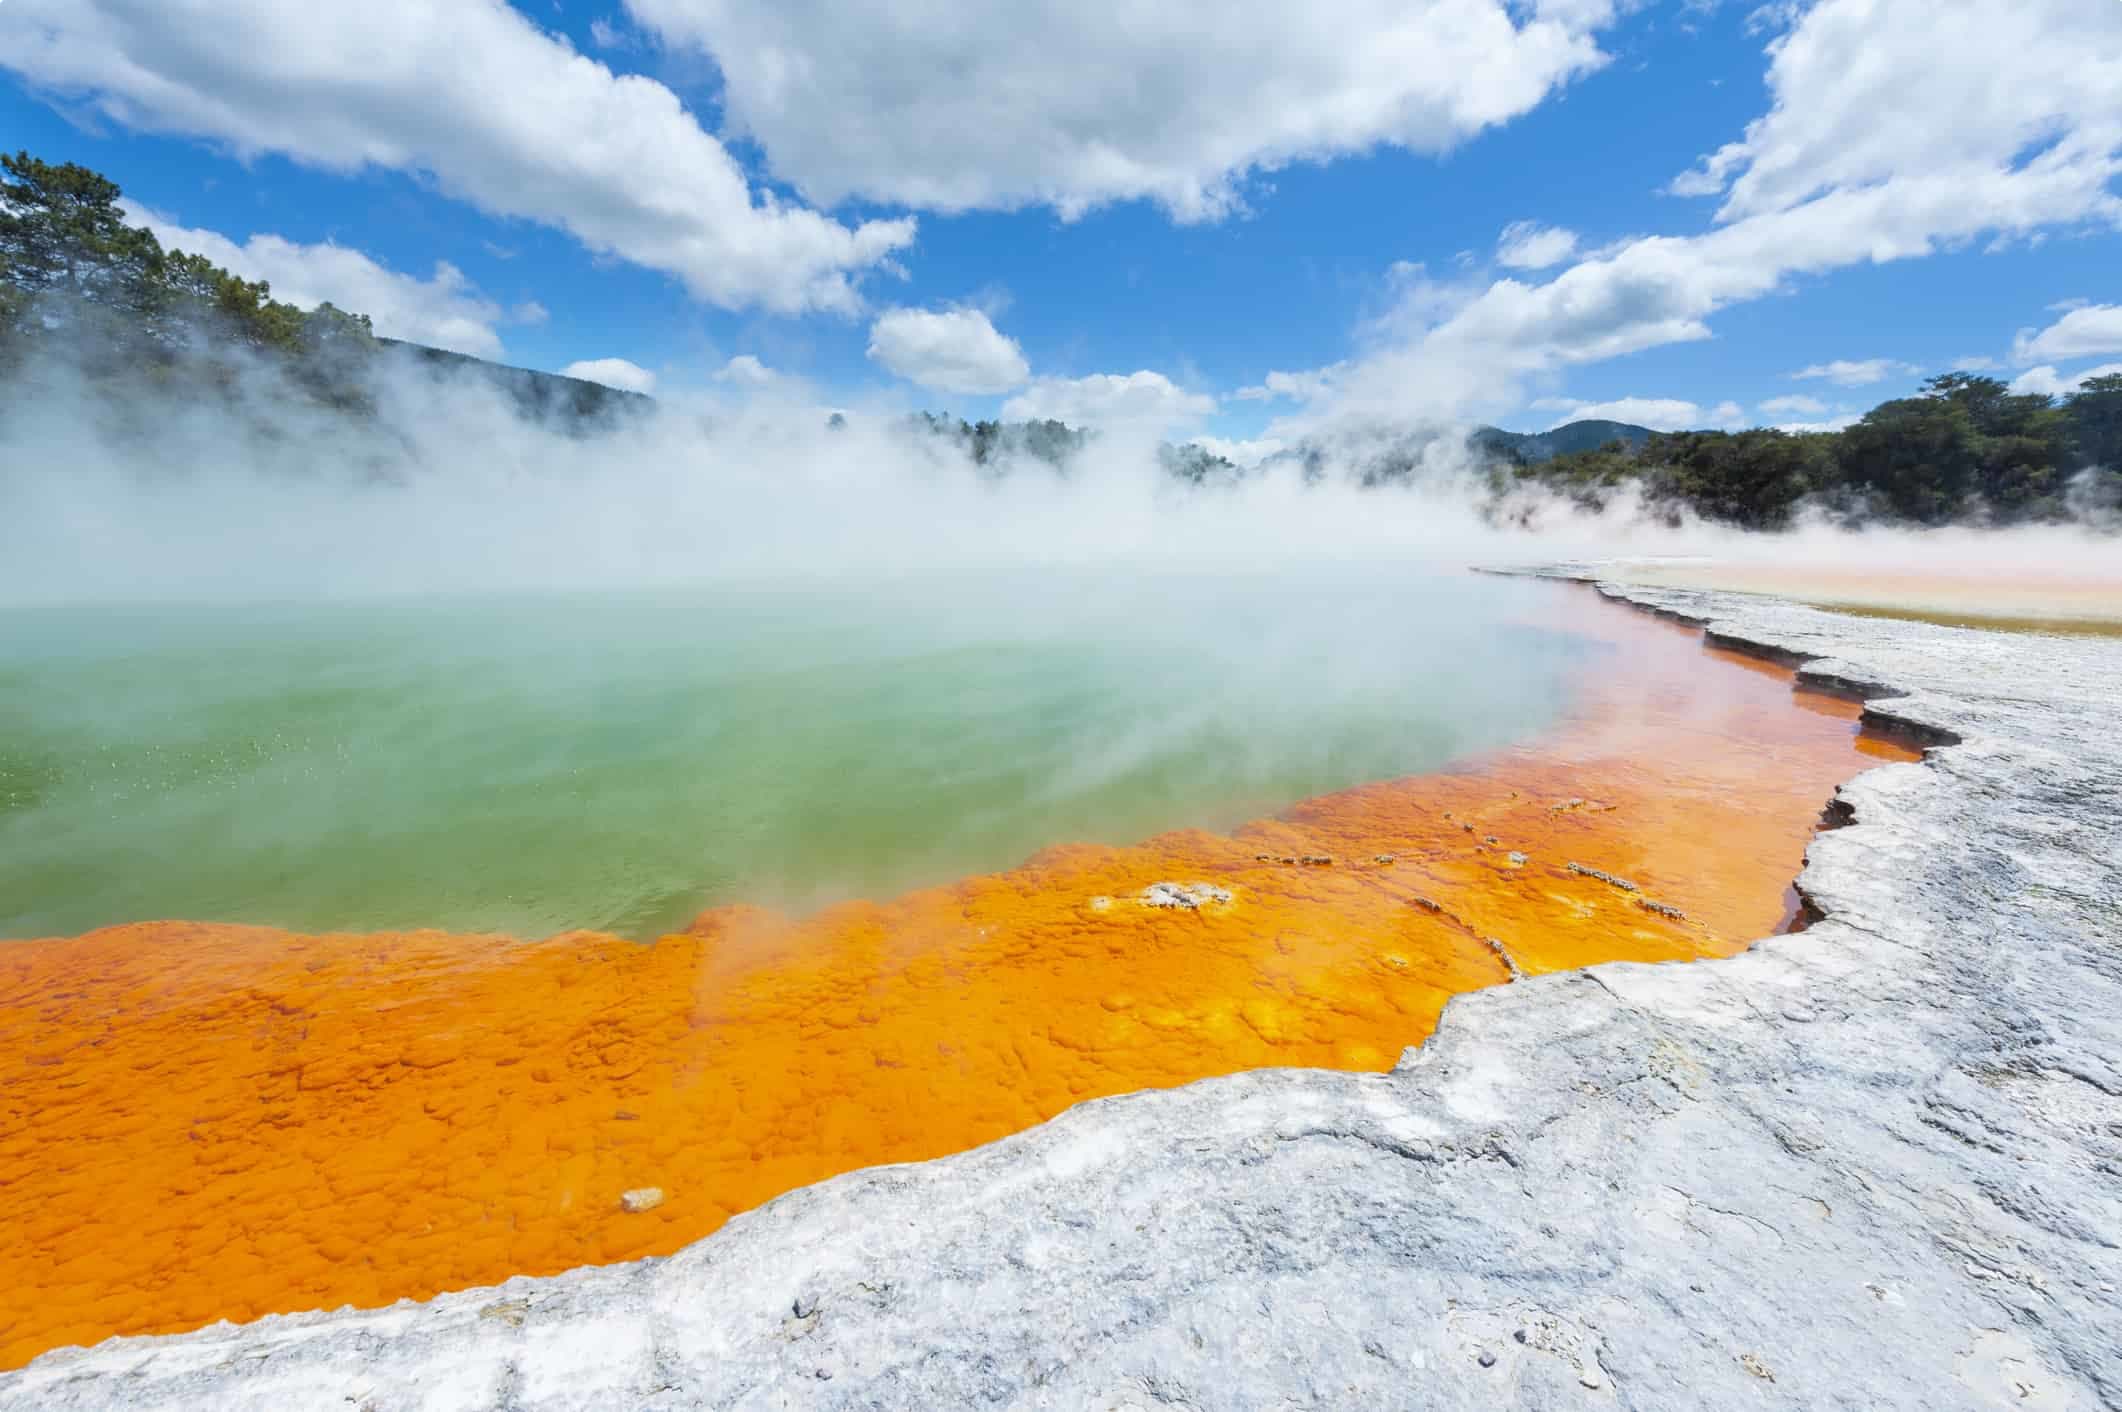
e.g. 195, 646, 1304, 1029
5, 573, 2118, 1410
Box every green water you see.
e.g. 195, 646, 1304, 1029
0, 568, 1587, 940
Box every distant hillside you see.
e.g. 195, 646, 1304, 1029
1492, 376, 2121, 529
375, 339, 651, 428
0, 151, 647, 434
1471, 419, 1656, 463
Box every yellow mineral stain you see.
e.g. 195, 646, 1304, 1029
1606, 560, 2122, 632
0, 591, 1921, 1369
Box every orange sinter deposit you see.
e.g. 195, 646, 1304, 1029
0, 590, 1922, 1369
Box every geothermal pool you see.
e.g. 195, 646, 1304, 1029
0, 575, 1920, 1370
1, 568, 1578, 940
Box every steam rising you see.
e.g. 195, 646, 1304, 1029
1, 355, 1511, 602
0, 343, 1586, 939
2, 338, 2116, 604
4, 340, 2116, 941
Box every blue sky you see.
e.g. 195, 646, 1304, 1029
2, 0, 2118, 454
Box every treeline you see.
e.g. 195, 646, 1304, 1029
901, 412, 1242, 484
1495, 373, 2122, 528
0, 152, 379, 403
0, 151, 640, 425
906, 411, 1088, 471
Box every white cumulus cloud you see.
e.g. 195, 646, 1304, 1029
623, 0, 1621, 220
1001, 372, 1216, 431
1791, 359, 1918, 387
713, 355, 778, 387
866, 308, 1030, 396
1532, 396, 1744, 432
1494, 221, 1579, 270
2012, 304, 2122, 364
0, 0, 913, 314
561, 358, 657, 394
1771, 414, 1862, 434
1758, 394, 1828, 416
1671, 0, 2122, 225
2008, 362, 2122, 398
1289, 0, 2122, 434
1234, 366, 1345, 404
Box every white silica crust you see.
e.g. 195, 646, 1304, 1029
5, 572, 2119, 1410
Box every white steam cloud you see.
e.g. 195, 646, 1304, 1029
1, 338, 2115, 610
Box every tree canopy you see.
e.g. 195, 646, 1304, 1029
1, 149, 374, 373
1504, 374, 2118, 528
0, 151, 669, 425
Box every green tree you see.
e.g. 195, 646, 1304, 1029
156, 248, 308, 351
0, 151, 166, 311
1020, 418, 1086, 469
297, 301, 375, 352
1638, 429, 1832, 528
2066, 374, 2122, 472
1158, 442, 1240, 486
1918, 372, 2072, 518
2, 151, 355, 367
1835, 396, 1980, 522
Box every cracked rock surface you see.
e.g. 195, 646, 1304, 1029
5, 575, 2118, 1410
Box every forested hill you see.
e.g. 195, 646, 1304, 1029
375, 338, 650, 425
1472, 419, 1656, 464
0, 151, 645, 429
1492, 376, 2122, 529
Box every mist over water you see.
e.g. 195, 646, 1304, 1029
0, 570, 1587, 939
0, 354, 1576, 939
3, 351, 2113, 940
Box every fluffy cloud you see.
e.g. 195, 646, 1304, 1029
866, 308, 1030, 395
1951, 355, 2000, 372
561, 358, 657, 394
123, 205, 515, 359
1758, 396, 1860, 433
714, 355, 779, 387
1285, 0, 2122, 433
1494, 221, 1579, 270
704, 353, 819, 401
1672, 0, 2122, 225
1791, 359, 1918, 387
1001, 372, 1215, 430
2012, 304, 2122, 364
1770, 414, 1862, 434
1758, 394, 1828, 416
2008, 362, 2122, 398
1234, 367, 1345, 403
624, 0, 1619, 219
0, 0, 913, 314
1532, 397, 1744, 432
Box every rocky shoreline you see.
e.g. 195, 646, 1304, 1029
6, 571, 2118, 1410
